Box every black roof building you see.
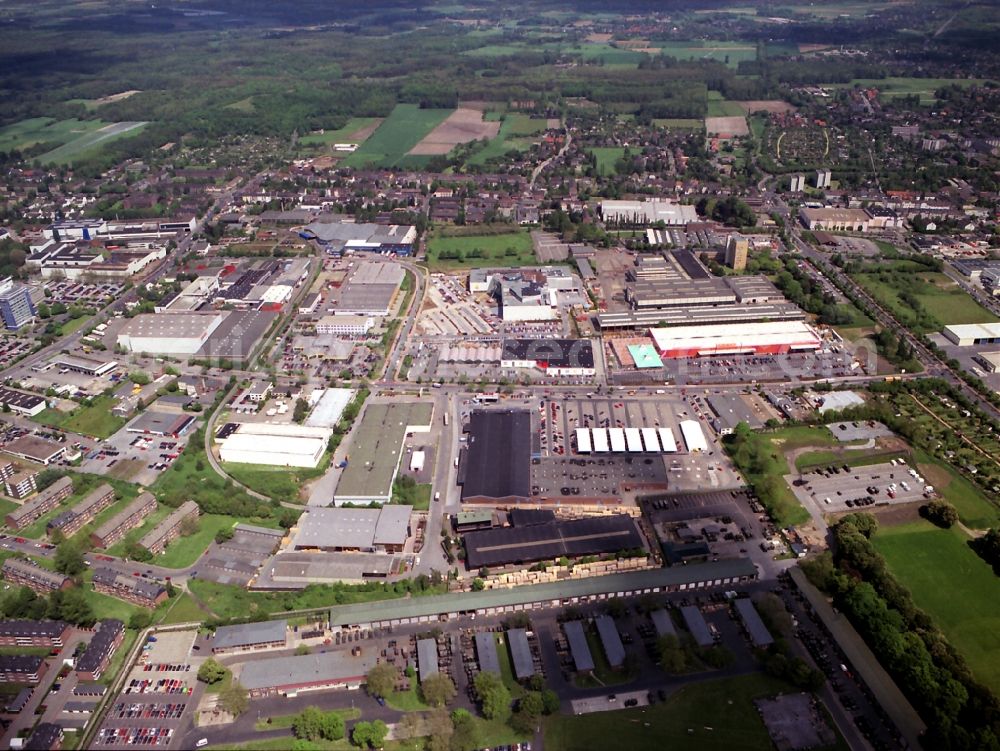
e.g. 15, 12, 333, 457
509, 508, 555, 527
464, 515, 644, 569
0, 653, 46, 674
460, 410, 531, 504
0, 620, 68, 640
76, 619, 124, 675
501, 339, 594, 370
25, 722, 62, 750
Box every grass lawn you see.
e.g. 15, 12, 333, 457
101, 629, 138, 685
494, 633, 526, 698
300, 118, 379, 145
425, 229, 535, 270
653, 118, 704, 131
254, 707, 361, 731
386, 683, 429, 712
0, 117, 106, 153
829, 77, 990, 104
473, 716, 529, 747
706, 98, 747, 117
795, 448, 908, 473
57, 315, 92, 337
38, 121, 148, 165
223, 462, 323, 502
151, 514, 237, 569
656, 41, 757, 69
913, 449, 1000, 529
0, 645, 51, 656
588, 147, 628, 176
205, 669, 232, 695
465, 114, 546, 167
583, 627, 636, 686
84, 585, 140, 622
342, 104, 452, 169
545, 673, 803, 751
34, 394, 126, 438
874, 521, 1000, 695
852, 271, 998, 332
104, 504, 174, 556
392, 481, 431, 511
0, 497, 18, 518
15, 475, 139, 539
160, 592, 211, 625
215, 739, 421, 751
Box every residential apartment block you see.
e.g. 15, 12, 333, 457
46, 483, 116, 539
92, 567, 168, 608
0, 654, 48, 684
1, 558, 72, 595
75, 620, 124, 681
0, 620, 70, 648
90, 492, 157, 548
139, 500, 199, 555
4, 476, 73, 530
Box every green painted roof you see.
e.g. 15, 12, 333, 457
330, 559, 757, 626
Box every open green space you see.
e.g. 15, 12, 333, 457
341, 104, 452, 169
104, 504, 174, 556
588, 147, 628, 176
653, 118, 704, 131
461, 44, 528, 57
912, 448, 1000, 529
83, 583, 141, 622
215, 738, 421, 751
13, 476, 139, 540
300, 117, 380, 146
573, 43, 646, 66
873, 521, 1000, 695
150, 514, 237, 569
465, 113, 546, 166
254, 707, 361, 731
34, 394, 126, 439
826, 77, 991, 104
0, 645, 51, 656
545, 673, 811, 751
852, 271, 998, 332
38, 121, 148, 165
0, 498, 18, 518
581, 626, 636, 686
706, 98, 747, 118
160, 592, 212, 625
223, 462, 324, 503
795, 447, 907, 473
494, 633, 526, 698
0, 117, 107, 153
425, 228, 535, 270
386, 683, 430, 712
100, 628, 138, 685
656, 41, 758, 69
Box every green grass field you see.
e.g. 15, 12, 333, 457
828, 77, 991, 104
913, 449, 1000, 529
425, 229, 535, 270
223, 462, 324, 503
573, 43, 646, 66
300, 117, 380, 146
104, 504, 172, 556
494, 633, 527, 698
386, 683, 430, 712
461, 44, 528, 57
465, 113, 547, 166
706, 99, 747, 118
656, 41, 758, 69
150, 514, 237, 569
0, 117, 106, 153
342, 104, 452, 169
38, 121, 148, 165
852, 272, 998, 332
588, 147, 628, 176
795, 448, 907, 473
545, 673, 806, 751
653, 118, 705, 131
874, 521, 1000, 695
34, 394, 126, 438
160, 592, 212, 625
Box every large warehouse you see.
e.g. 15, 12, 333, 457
291, 505, 412, 553
117, 312, 225, 354
240, 649, 379, 698
600, 200, 698, 226
648, 321, 822, 359
459, 409, 531, 504
463, 515, 644, 569
942, 322, 1000, 346
501, 338, 595, 376
219, 423, 333, 468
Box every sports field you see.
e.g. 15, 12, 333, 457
341, 104, 453, 169
38, 121, 148, 165
874, 521, 1000, 695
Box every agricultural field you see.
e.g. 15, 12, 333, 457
425, 229, 535, 271
706, 94, 747, 118
0, 117, 107, 154
299, 117, 381, 146
572, 42, 647, 66
67, 90, 142, 110
874, 521, 1000, 695
341, 104, 453, 169
409, 108, 500, 156
588, 147, 628, 176
653, 118, 704, 131
38, 121, 148, 165
827, 77, 992, 104
464, 114, 548, 166
656, 41, 758, 69
851, 271, 999, 332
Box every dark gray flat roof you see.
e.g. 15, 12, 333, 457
460, 409, 531, 502
507, 628, 534, 680
214, 619, 286, 650
734, 598, 774, 647
240, 649, 378, 691
594, 615, 625, 668
680, 605, 713, 647
417, 638, 439, 682
650, 609, 676, 638
474, 632, 500, 675
563, 621, 594, 672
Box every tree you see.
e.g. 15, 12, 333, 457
450, 708, 478, 751
318, 712, 346, 741
180, 515, 200, 537
197, 658, 228, 685
215, 527, 234, 544
295, 644, 312, 655
658, 634, 687, 673
54, 541, 86, 576
921, 500, 959, 529
129, 611, 152, 629
473, 670, 511, 721
47, 587, 95, 626
540, 689, 560, 714
352, 719, 387, 749
426, 709, 454, 751
421, 673, 456, 707
293, 398, 310, 424
218, 681, 248, 716
366, 663, 398, 698
293, 707, 323, 740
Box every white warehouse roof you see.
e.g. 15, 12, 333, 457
649, 320, 821, 356
576, 428, 592, 453
679, 420, 708, 452
592, 428, 609, 453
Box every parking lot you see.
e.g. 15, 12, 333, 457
41, 280, 126, 306
654, 350, 862, 386
788, 460, 931, 514
79, 428, 191, 486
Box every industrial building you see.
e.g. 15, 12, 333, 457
46, 483, 116, 539
500, 338, 595, 376
0, 387, 47, 417
595, 615, 625, 668
679, 420, 709, 453
92, 567, 167, 608
4, 435, 66, 465
563, 621, 595, 673
470, 267, 579, 322
117, 312, 225, 354
507, 628, 534, 680
328, 560, 758, 629
75, 620, 124, 681
650, 609, 676, 638
91, 492, 157, 548
943, 322, 1000, 346
648, 321, 822, 359
973, 351, 1000, 373
139, 500, 199, 555
596, 302, 805, 331
0, 277, 37, 330
417, 638, 439, 682
125, 410, 196, 438
5, 476, 73, 529
291, 505, 412, 553
240, 648, 378, 698
335, 283, 399, 317
798, 207, 870, 232
2, 558, 72, 595
315, 315, 375, 336
0, 620, 70, 648
212, 619, 287, 655
680, 605, 714, 647
600, 200, 698, 226
733, 599, 774, 648
219, 423, 333, 468
300, 221, 417, 256
459, 409, 531, 505
475, 632, 500, 675
333, 402, 433, 505
574, 426, 676, 454
49, 354, 118, 378
463, 515, 643, 569
305, 388, 355, 428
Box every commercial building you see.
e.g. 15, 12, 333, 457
291, 505, 412, 554
5, 476, 73, 529
139, 500, 199, 555
4, 435, 66, 466
679, 420, 709, 453
335, 283, 398, 317
0, 655, 48, 684
600, 200, 698, 226
92, 567, 168, 608
0, 620, 70, 648
650, 609, 677, 638
463, 515, 643, 569
501, 339, 595, 377
125, 410, 196, 438
329, 559, 758, 629
212, 619, 287, 655
507, 628, 534, 680
973, 351, 1000, 373
733, 599, 774, 648
459, 409, 531, 505
596, 302, 805, 331
50, 355, 118, 378
563, 621, 595, 673
334, 401, 433, 505
305, 388, 355, 429
240, 648, 378, 698
627, 277, 735, 310
0, 277, 37, 330
470, 267, 578, 322
724, 235, 749, 271
0, 387, 47, 417
46, 483, 116, 540
75, 620, 124, 681
798, 207, 870, 232
943, 322, 1000, 347
2, 558, 72, 595
315, 315, 375, 336
219, 423, 333, 468
648, 321, 822, 359
574, 426, 676, 454
595, 614, 625, 668
90, 492, 157, 548
301, 221, 417, 256
116, 312, 225, 354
